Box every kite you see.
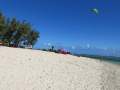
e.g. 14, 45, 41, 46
90, 8, 99, 15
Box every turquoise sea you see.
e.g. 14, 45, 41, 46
74, 54, 120, 64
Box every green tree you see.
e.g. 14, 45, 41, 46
0, 12, 6, 40
3, 18, 19, 45
0, 12, 40, 47
14, 21, 32, 46
27, 30, 39, 46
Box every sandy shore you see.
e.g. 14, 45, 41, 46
0, 46, 120, 90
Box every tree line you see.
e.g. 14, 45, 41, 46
0, 12, 39, 47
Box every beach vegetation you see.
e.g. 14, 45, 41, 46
0, 12, 39, 47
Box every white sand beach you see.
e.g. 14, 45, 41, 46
0, 46, 120, 90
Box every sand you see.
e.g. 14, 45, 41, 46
0, 46, 120, 90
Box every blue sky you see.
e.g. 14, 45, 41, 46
0, 0, 120, 53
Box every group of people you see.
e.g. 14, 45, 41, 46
48, 46, 71, 55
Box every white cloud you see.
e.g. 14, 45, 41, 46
47, 43, 51, 46
71, 46, 76, 49
43, 42, 52, 46
87, 44, 90, 48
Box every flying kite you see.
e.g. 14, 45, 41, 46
90, 8, 99, 15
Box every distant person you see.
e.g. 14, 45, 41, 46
51, 46, 54, 51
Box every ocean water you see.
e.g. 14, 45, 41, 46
74, 54, 120, 64
102, 59, 120, 64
